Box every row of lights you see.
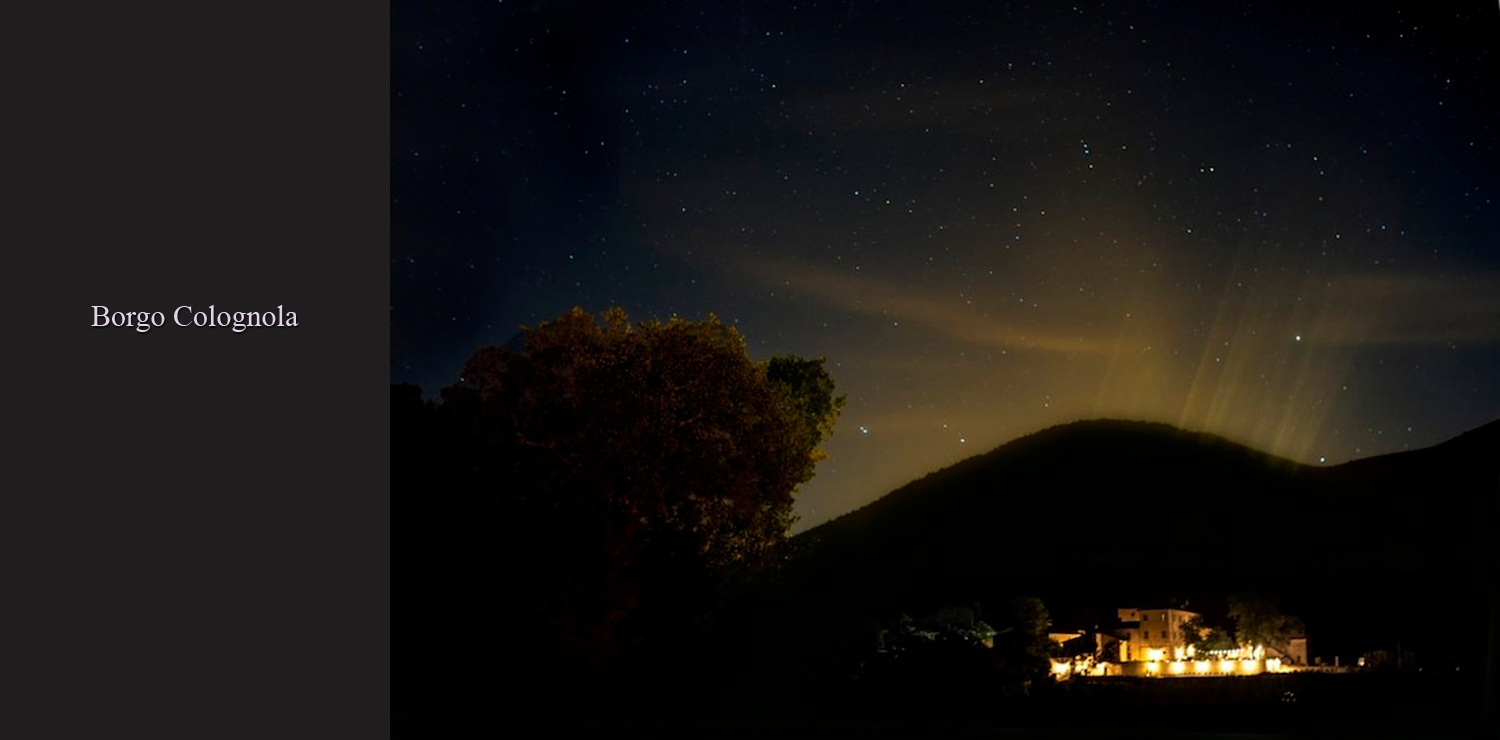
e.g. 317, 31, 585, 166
1050, 652, 1287, 679
1143, 658, 1283, 675
1051, 659, 1112, 677
1147, 659, 1256, 674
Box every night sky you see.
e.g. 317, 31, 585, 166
393, 1, 1499, 529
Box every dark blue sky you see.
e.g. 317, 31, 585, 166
393, 1, 1499, 528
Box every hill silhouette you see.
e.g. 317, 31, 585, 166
724, 418, 1498, 704
1330, 418, 1499, 495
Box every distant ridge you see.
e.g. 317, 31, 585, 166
1437, 417, 1500, 449
800, 416, 1496, 551
778, 419, 1326, 624
1332, 417, 1500, 488
801, 418, 1302, 540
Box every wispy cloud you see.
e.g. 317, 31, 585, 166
745, 258, 1116, 354
1312, 273, 1500, 347
1354, 274, 1500, 345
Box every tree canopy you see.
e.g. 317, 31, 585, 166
419, 306, 844, 686
844, 597, 1053, 707
1181, 614, 1236, 653
1227, 594, 1305, 657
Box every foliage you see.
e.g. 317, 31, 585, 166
991, 596, 1054, 691
877, 605, 996, 653
1180, 614, 1236, 652
1227, 593, 1305, 656
767, 355, 846, 462
847, 597, 1052, 707
444, 306, 844, 684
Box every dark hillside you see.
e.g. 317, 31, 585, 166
791, 420, 1319, 613
1309, 418, 1499, 658
724, 419, 1497, 705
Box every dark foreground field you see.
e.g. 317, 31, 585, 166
399, 670, 1491, 739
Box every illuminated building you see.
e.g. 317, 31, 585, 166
1116, 607, 1200, 663
1045, 605, 1309, 678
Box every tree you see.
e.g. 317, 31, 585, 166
446, 306, 844, 685
990, 596, 1054, 694
848, 599, 1049, 708
1227, 593, 1305, 658
1182, 614, 1236, 653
